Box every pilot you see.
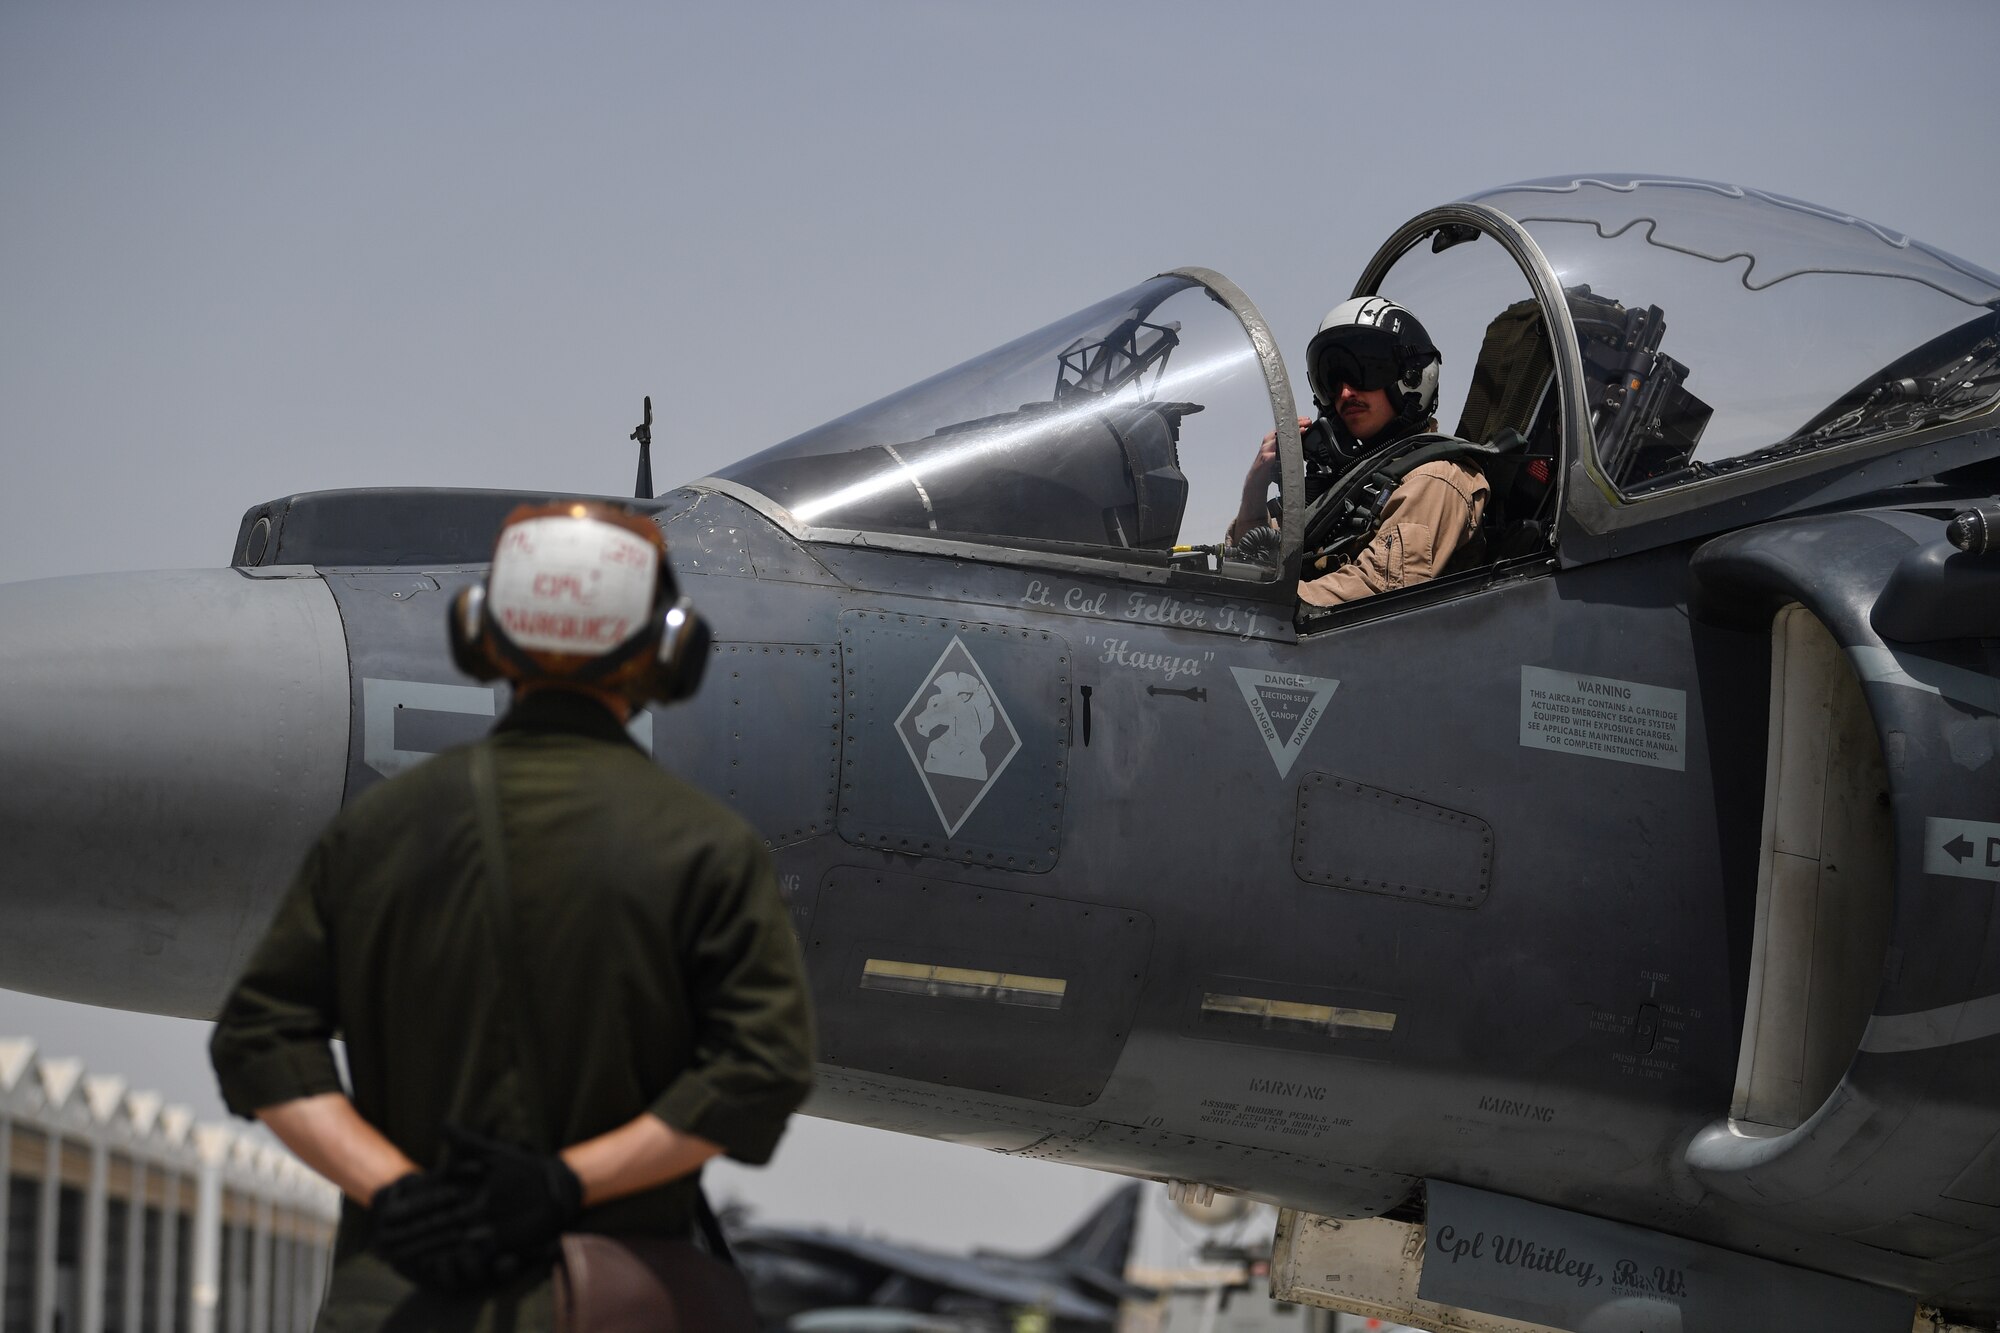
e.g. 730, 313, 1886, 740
1228, 297, 1489, 604
209, 501, 813, 1329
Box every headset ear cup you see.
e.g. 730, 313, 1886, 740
447, 585, 501, 682
650, 598, 711, 704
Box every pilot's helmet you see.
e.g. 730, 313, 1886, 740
1305, 296, 1442, 460
447, 501, 709, 705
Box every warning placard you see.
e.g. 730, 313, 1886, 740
1230, 668, 1338, 778
1520, 665, 1686, 772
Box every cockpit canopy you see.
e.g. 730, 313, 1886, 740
1465, 176, 2000, 495
713, 177, 2000, 584
718, 273, 1284, 570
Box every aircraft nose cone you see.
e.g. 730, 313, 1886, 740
0, 569, 351, 1017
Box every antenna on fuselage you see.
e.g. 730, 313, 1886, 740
630, 396, 654, 500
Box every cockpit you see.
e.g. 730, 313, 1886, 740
709, 175, 2000, 598
1469, 177, 2000, 493
718, 272, 1286, 572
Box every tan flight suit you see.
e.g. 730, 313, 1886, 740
1299, 459, 1489, 605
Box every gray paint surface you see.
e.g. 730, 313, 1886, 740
654, 642, 843, 849
0, 569, 349, 1016
838, 612, 1070, 871
806, 867, 1153, 1107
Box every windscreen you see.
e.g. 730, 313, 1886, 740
717, 276, 1283, 563
1467, 176, 2000, 495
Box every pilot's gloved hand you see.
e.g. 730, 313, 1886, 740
371, 1170, 491, 1292
440, 1124, 586, 1282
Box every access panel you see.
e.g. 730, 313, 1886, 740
807, 867, 1152, 1106
837, 611, 1070, 871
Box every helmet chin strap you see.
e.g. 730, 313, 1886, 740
1383, 391, 1435, 442
1323, 410, 1368, 461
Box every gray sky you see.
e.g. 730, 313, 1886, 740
4, 0, 1997, 1263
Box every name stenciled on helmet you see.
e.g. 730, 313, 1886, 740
447, 501, 714, 706
494, 607, 635, 649
486, 516, 656, 654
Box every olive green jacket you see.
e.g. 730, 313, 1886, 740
210, 691, 815, 1330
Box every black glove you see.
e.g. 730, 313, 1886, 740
439, 1124, 587, 1283
372, 1170, 490, 1293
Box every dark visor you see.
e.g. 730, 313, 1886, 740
1306, 325, 1408, 396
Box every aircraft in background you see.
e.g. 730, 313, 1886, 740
727, 1182, 1147, 1330
4, 175, 1999, 1332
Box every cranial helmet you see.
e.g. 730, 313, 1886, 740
447, 501, 710, 705
1304, 296, 1442, 459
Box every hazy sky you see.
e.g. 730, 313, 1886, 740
4, 0, 1997, 1264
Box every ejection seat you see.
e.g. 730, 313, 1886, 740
1453, 297, 1562, 563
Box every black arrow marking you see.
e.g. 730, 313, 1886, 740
1147, 685, 1207, 702
1945, 834, 1975, 863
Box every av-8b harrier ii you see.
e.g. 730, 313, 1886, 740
4, 176, 1998, 1332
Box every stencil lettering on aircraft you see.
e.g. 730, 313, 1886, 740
895, 638, 1022, 837
1247, 1077, 1328, 1101
1197, 1097, 1339, 1140
1091, 637, 1213, 681
1519, 665, 1686, 771
1478, 1095, 1557, 1123
1021, 578, 1109, 616
1230, 668, 1338, 778
1924, 816, 2000, 884
1020, 579, 1270, 639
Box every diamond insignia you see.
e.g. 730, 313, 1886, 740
895, 637, 1023, 836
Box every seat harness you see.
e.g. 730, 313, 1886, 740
1300, 431, 1512, 574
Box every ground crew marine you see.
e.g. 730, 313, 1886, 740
209, 502, 814, 1330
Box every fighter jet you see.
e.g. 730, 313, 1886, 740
4, 175, 1999, 1333
727, 1181, 1147, 1330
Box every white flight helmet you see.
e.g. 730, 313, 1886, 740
1304, 297, 1442, 459
447, 501, 710, 706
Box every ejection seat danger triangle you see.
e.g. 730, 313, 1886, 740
1231, 667, 1338, 778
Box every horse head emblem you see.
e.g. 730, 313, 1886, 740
914, 670, 995, 781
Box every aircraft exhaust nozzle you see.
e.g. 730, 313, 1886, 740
0, 568, 352, 1018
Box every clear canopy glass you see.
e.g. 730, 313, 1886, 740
1467, 176, 2000, 495
717, 276, 1282, 564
